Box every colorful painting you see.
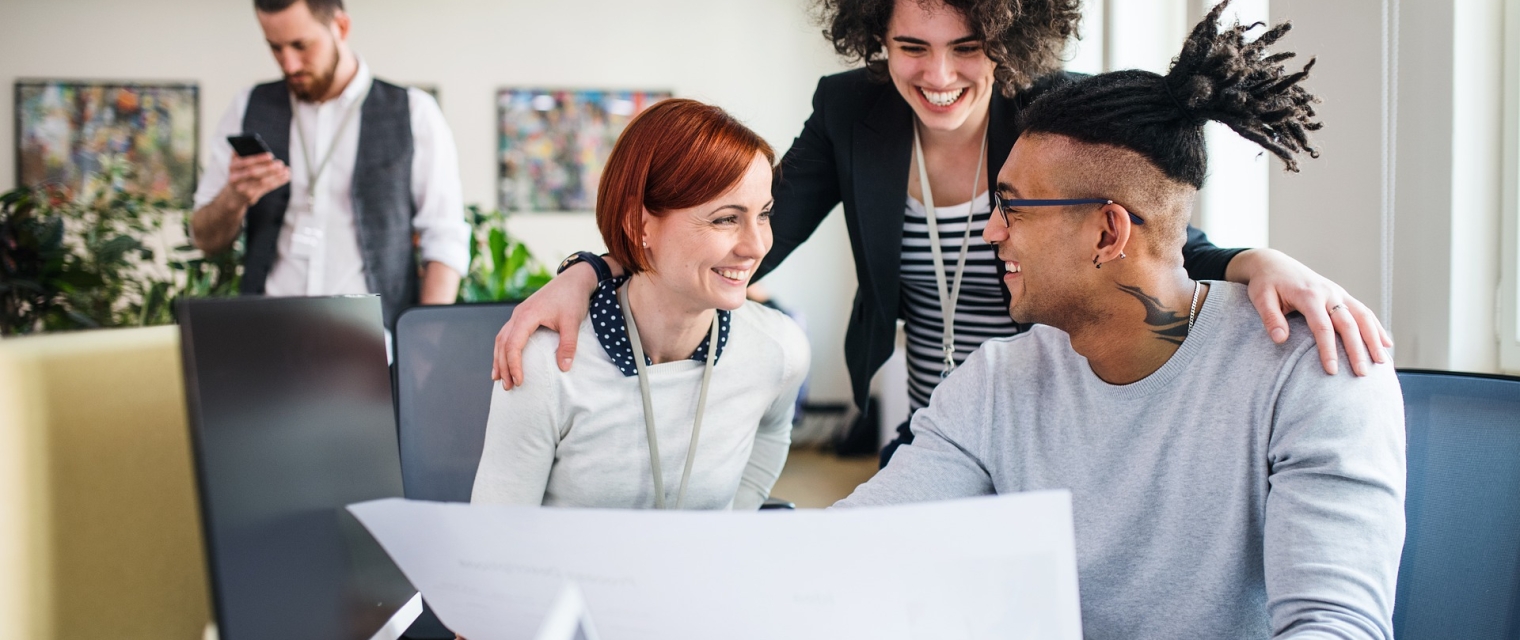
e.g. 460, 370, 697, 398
15, 81, 198, 207
497, 89, 670, 212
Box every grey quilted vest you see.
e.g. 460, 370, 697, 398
239, 78, 418, 330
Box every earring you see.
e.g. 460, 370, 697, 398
1119, 252, 1127, 260
1093, 256, 1101, 269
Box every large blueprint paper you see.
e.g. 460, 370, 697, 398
348, 492, 1082, 640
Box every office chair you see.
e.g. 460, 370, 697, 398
1393, 369, 1520, 640
394, 303, 519, 503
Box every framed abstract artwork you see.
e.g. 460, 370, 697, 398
15, 80, 199, 207
497, 89, 671, 212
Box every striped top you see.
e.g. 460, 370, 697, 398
900, 192, 1022, 409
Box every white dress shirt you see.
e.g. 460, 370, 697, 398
194, 58, 470, 296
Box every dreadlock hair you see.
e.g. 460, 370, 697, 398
1019, 0, 1322, 191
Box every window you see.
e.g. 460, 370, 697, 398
1500, 0, 1520, 372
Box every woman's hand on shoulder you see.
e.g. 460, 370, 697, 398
1226, 248, 1393, 377
492, 261, 603, 390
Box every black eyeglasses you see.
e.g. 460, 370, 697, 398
992, 192, 1145, 227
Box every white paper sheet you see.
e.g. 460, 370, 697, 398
347, 491, 1082, 640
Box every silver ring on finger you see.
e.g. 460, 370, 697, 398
1329, 304, 1346, 314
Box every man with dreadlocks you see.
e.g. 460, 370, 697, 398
837, 3, 1405, 638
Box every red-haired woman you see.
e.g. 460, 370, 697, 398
471, 99, 809, 510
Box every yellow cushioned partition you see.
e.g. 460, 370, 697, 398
0, 326, 212, 640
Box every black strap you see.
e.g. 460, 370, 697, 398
557, 251, 613, 283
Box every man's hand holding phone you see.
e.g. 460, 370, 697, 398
223, 133, 290, 208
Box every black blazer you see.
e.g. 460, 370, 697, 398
757, 68, 1243, 411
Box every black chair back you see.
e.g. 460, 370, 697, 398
178, 295, 414, 640
393, 302, 517, 502
1394, 369, 1520, 640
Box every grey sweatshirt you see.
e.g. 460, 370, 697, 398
838, 282, 1405, 640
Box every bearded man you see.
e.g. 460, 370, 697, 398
191, 0, 468, 329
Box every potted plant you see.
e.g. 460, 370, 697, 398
0, 162, 239, 335
458, 205, 552, 303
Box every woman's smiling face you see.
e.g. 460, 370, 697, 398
884, 0, 997, 133
640, 153, 775, 312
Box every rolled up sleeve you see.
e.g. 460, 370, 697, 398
407, 88, 471, 277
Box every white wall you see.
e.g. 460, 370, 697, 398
0, 0, 859, 401
1387, 0, 1504, 372
1269, 0, 1393, 326
1501, 0, 1520, 372
1272, 0, 1507, 374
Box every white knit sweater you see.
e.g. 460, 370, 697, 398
471, 300, 810, 510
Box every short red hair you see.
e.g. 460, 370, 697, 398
597, 99, 776, 275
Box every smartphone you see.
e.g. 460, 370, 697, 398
226, 132, 273, 157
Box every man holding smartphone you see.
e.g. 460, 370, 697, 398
191, 0, 468, 329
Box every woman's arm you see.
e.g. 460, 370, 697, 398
733, 324, 811, 510
1225, 249, 1392, 377
1182, 227, 1392, 377
491, 259, 611, 390
755, 76, 843, 282
472, 335, 566, 504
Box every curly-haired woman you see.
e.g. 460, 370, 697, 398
489, 0, 1392, 466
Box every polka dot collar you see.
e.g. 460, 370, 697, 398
590, 276, 732, 377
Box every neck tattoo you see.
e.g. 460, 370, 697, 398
1116, 283, 1200, 346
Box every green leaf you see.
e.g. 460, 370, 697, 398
57, 270, 105, 289
505, 242, 529, 274
488, 228, 508, 273
96, 234, 144, 265
524, 270, 552, 291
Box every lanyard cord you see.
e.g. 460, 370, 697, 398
618, 283, 719, 510
291, 83, 368, 201
912, 118, 988, 378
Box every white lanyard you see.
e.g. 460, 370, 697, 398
912, 119, 988, 378
289, 86, 367, 292
618, 284, 719, 510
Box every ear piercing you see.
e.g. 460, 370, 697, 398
1095, 252, 1128, 268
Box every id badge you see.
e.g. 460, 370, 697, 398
290, 225, 325, 258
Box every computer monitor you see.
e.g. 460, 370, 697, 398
178, 295, 415, 640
